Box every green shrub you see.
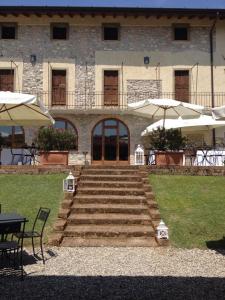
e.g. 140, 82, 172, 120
35, 127, 77, 151
149, 127, 187, 151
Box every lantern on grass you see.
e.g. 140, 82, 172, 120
156, 220, 169, 240
63, 171, 77, 193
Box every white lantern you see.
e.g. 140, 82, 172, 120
156, 220, 169, 240
63, 171, 77, 193
134, 144, 145, 165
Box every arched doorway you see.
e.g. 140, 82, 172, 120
92, 118, 129, 165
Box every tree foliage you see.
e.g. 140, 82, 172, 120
35, 127, 77, 151
149, 127, 187, 151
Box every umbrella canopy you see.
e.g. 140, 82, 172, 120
128, 98, 204, 123
142, 115, 225, 136
212, 105, 225, 120
0, 91, 54, 126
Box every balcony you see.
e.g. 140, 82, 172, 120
35, 91, 225, 111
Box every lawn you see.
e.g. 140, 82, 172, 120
0, 174, 65, 243
150, 175, 225, 249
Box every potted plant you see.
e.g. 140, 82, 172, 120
35, 127, 77, 165
149, 127, 187, 166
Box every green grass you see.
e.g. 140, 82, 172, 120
0, 174, 65, 243
150, 175, 225, 249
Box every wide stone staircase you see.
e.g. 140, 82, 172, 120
51, 166, 162, 247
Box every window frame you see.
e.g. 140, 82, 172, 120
0, 126, 25, 148
53, 118, 78, 151
0, 68, 15, 92
50, 23, 69, 40
173, 23, 190, 41
0, 22, 17, 40
102, 23, 120, 41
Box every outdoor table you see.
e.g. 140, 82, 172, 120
194, 149, 225, 166
0, 213, 27, 241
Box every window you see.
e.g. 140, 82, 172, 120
103, 24, 120, 41
0, 126, 25, 148
0, 69, 14, 91
51, 23, 68, 40
53, 119, 78, 150
0, 23, 17, 39
173, 24, 189, 41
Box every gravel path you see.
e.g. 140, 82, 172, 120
1, 247, 225, 299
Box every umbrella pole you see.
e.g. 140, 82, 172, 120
163, 109, 166, 129
162, 109, 166, 148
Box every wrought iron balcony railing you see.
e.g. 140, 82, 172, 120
30, 91, 225, 110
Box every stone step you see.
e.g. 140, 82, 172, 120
64, 224, 155, 238
77, 187, 145, 196
84, 166, 139, 170
61, 237, 158, 247
82, 169, 140, 176
71, 203, 149, 214
74, 194, 146, 205
68, 213, 151, 225
80, 174, 142, 182
79, 181, 143, 188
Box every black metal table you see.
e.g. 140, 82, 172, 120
0, 213, 27, 241
0, 213, 28, 279
0, 213, 25, 222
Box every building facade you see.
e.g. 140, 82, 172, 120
0, 5, 225, 165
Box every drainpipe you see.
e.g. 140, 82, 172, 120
210, 12, 219, 146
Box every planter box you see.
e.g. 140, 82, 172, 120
155, 151, 184, 166
39, 151, 69, 165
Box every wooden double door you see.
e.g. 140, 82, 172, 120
92, 119, 129, 165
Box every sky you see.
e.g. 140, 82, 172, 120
0, 0, 225, 9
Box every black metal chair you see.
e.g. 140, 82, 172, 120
0, 218, 27, 280
10, 148, 24, 165
23, 145, 40, 165
13, 208, 50, 264
184, 148, 197, 166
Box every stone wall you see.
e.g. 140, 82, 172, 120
54, 113, 151, 165
0, 165, 82, 174
126, 80, 162, 103
144, 165, 225, 176
0, 24, 211, 99
0, 165, 224, 176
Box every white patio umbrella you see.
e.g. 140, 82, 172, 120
212, 105, 225, 120
0, 91, 54, 126
128, 98, 204, 127
142, 115, 225, 136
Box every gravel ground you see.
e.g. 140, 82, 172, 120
1, 247, 225, 300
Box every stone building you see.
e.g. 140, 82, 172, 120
0, 3, 225, 165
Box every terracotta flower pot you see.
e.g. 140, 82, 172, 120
39, 151, 69, 165
155, 151, 184, 166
